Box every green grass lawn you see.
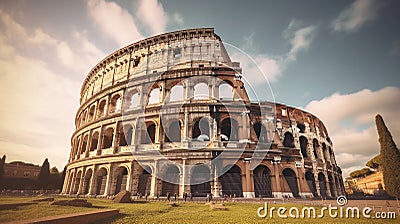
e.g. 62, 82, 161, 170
1, 196, 399, 223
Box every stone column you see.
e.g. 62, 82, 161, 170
104, 165, 113, 196
211, 163, 222, 197
61, 170, 70, 194
243, 161, 255, 198
77, 170, 85, 194
272, 162, 282, 198
324, 171, 332, 198
179, 159, 190, 197
150, 160, 159, 197
113, 122, 121, 151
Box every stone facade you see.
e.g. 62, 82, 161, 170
3, 161, 40, 180
62, 28, 345, 199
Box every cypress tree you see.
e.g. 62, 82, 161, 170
38, 158, 51, 188
0, 155, 5, 188
375, 114, 400, 198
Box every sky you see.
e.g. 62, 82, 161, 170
0, 0, 399, 177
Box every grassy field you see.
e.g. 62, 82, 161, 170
0, 196, 399, 223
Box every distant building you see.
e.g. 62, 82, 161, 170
3, 161, 41, 180
345, 172, 385, 196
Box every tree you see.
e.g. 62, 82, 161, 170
0, 155, 5, 177
37, 158, 51, 188
366, 154, 383, 170
375, 114, 400, 198
0, 155, 5, 188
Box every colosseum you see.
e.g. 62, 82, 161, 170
62, 28, 345, 199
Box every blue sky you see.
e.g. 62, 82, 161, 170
0, 0, 399, 176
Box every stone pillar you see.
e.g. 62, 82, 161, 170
85, 130, 92, 158
150, 160, 159, 197
104, 165, 113, 196
314, 171, 321, 197
62, 170, 70, 194
211, 164, 222, 197
97, 125, 104, 155
179, 159, 190, 197
125, 163, 133, 192
76, 171, 84, 194
113, 122, 121, 151
272, 162, 282, 198
324, 171, 332, 198
330, 174, 338, 197
243, 161, 255, 198
68, 171, 76, 194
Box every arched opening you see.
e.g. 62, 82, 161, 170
191, 165, 211, 197
221, 118, 238, 141
282, 168, 299, 197
119, 125, 133, 146
312, 139, 319, 159
102, 128, 114, 149
98, 100, 106, 118
81, 111, 87, 124
219, 83, 233, 100
148, 88, 160, 105
328, 174, 335, 197
283, 132, 294, 148
82, 169, 92, 195
322, 143, 329, 161
165, 120, 181, 142
90, 132, 99, 151
253, 165, 272, 198
142, 122, 156, 144
297, 123, 306, 133
253, 122, 268, 143
114, 167, 128, 195
88, 105, 95, 121
130, 92, 139, 108
81, 135, 88, 155
193, 83, 209, 99
137, 167, 152, 195
96, 168, 108, 195
305, 171, 317, 197
109, 94, 121, 114
318, 172, 327, 198
161, 166, 180, 196
169, 85, 184, 102
220, 165, 243, 197
192, 118, 210, 141
300, 136, 308, 158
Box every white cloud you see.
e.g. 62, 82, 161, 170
283, 20, 316, 62
331, 0, 384, 33
304, 87, 400, 177
87, 0, 143, 46
172, 13, 184, 25
236, 20, 316, 84
136, 0, 167, 35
